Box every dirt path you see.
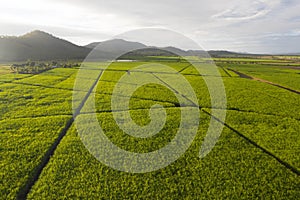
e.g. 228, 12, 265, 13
228, 68, 300, 95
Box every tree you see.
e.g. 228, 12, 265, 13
30, 62, 35, 67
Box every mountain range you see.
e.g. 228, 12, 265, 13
0, 30, 267, 62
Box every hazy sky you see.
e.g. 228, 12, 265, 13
1, 0, 299, 53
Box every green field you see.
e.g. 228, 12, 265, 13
0, 57, 299, 199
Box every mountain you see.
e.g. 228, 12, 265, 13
206, 50, 267, 57
85, 39, 147, 56
0, 30, 92, 62
119, 47, 178, 60
0, 30, 275, 62
162, 46, 189, 56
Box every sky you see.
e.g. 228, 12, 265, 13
0, 0, 300, 54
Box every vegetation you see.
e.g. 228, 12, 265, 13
0, 30, 91, 62
0, 56, 299, 199
27, 118, 300, 199
222, 63, 300, 91
10, 61, 80, 74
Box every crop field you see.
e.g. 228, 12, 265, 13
0, 57, 299, 199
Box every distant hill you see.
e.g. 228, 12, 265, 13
0, 30, 278, 62
0, 30, 95, 62
206, 50, 267, 57
119, 47, 178, 60
85, 39, 146, 56
162, 47, 189, 56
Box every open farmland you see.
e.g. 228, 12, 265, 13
0, 57, 299, 199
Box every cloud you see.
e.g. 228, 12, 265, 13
0, 0, 299, 53
212, 0, 280, 20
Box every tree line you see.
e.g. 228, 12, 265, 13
10, 61, 80, 74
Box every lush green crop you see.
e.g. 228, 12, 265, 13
15, 73, 73, 88
0, 116, 71, 198
0, 73, 32, 83
222, 77, 300, 119
222, 63, 300, 91
27, 118, 300, 199
1, 58, 299, 199
0, 83, 73, 119
222, 110, 300, 170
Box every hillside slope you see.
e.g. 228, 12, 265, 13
0, 30, 91, 61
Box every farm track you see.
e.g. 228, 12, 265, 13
220, 66, 232, 77
228, 68, 300, 95
151, 73, 198, 107
17, 70, 104, 199
177, 63, 193, 73
16, 117, 74, 199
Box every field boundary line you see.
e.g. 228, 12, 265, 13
220, 66, 232, 77
84, 91, 300, 121
16, 117, 74, 199
202, 109, 300, 176
177, 63, 192, 73
0, 114, 72, 122
0, 73, 36, 83
151, 72, 199, 107
11, 81, 97, 93
12, 81, 74, 91
17, 70, 104, 199
151, 72, 300, 176
227, 68, 300, 95
78, 99, 300, 121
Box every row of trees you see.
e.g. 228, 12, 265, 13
10, 61, 80, 74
